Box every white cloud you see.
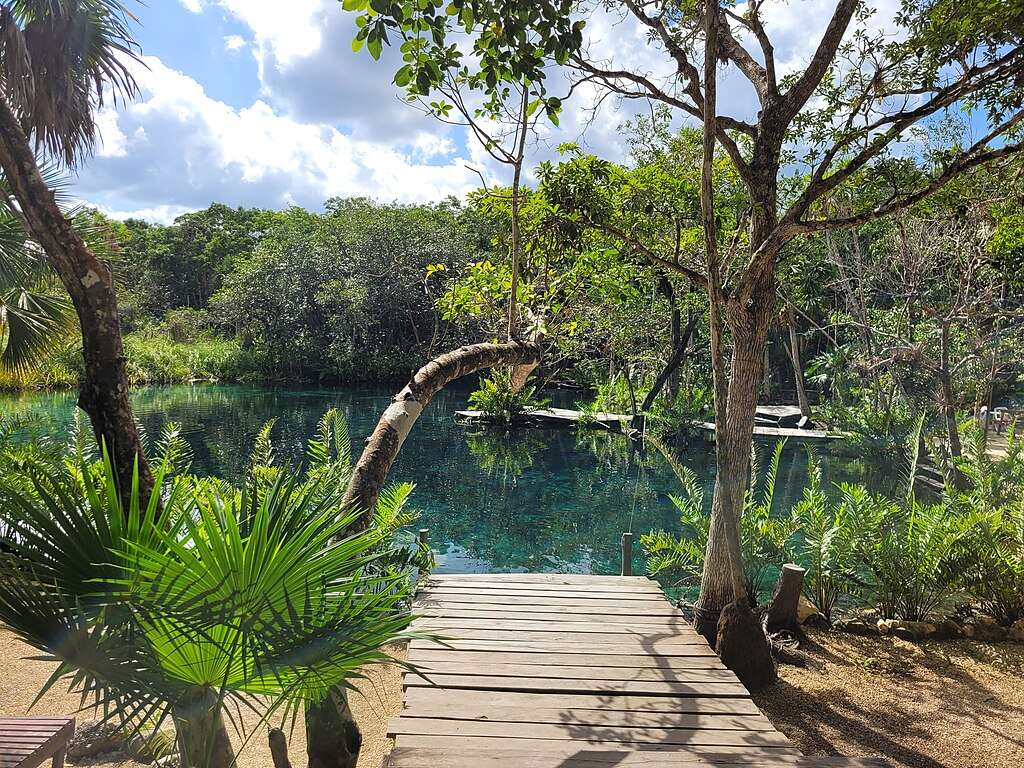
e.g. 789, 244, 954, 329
178, 0, 203, 14
223, 34, 247, 52
78, 56, 477, 222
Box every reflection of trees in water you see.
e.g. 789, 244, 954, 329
465, 428, 544, 484
2, 384, 899, 573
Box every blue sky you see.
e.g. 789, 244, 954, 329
74, 0, 902, 223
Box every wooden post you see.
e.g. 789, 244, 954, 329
765, 563, 806, 632
418, 528, 429, 547
621, 533, 634, 577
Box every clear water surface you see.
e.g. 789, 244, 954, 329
0, 384, 885, 576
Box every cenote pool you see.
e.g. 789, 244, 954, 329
0, 384, 887, 575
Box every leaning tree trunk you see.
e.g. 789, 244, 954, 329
0, 99, 153, 507
173, 689, 236, 768
640, 311, 698, 414
342, 341, 542, 523
309, 341, 542, 768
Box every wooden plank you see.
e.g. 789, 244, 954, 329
414, 592, 667, 608
403, 688, 763, 715
409, 638, 717, 655
386, 747, 884, 768
406, 649, 725, 669
421, 589, 667, 602
424, 580, 663, 595
388, 718, 792, 747
412, 618, 697, 634
396, 706, 774, 731
403, 674, 749, 697
414, 601, 681, 617
390, 738, 798, 759
407, 629, 709, 644
428, 574, 651, 586
407, 661, 737, 683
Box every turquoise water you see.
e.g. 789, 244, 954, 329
0, 384, 881, 575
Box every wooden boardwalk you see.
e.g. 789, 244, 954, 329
386, 574, 886, 767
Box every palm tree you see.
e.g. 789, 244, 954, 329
0, 0, 151, 505
0, 413, 421, 768
0, 175, 75, 375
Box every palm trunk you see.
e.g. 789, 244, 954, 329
0, 98, 153, 508
173, 690, 235, 768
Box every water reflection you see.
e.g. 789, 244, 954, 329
0, 383, 887, 575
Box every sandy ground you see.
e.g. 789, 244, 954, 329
0, 628, 406, 767
5, 625, 1024, 768
754, 628, 1024, 768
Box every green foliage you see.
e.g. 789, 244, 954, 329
643, 439, 797, 604
0, 410, 422, 753
949, 424, 1024, 624
468, 369, 549, 425
860, 497, 976, 621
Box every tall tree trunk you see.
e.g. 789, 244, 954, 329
693, 0, 747, 637
0, 99, 153, 507
786, 305, 812, 418
173, 690, 235, 768
506, 80, 537, 393
691, 5, 775, 689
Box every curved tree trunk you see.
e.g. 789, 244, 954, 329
342, 341, 542, 524
311, 341, 541, 767
0, 98, 153, 508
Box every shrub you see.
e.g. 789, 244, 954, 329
0, 410, 425, 766
643, 439, 797, 604
790, 463, 883, 622
468, 368, 549, 424
949, 424, 1024, 624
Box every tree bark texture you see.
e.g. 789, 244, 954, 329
765, 563, 806, 633
268, 728, 293, 768
173, 690, 236, 768
0, 98, 153, 508
343, 341, 542, 525
306, 687, 361, 768
716, 598, 777, 690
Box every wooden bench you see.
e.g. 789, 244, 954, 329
0, 717, 75, 768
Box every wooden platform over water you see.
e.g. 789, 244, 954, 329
455, 406, 841, 440
385, 574, 886, 767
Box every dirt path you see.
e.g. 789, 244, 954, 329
754, 629, 1024, 768
0, 628, 405, 767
